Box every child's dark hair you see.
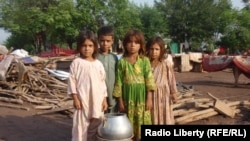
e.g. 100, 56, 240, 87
146, 36, 166, 61
97, 25, 114, 38
76, 30, 99, 59
123, 29, 146, 57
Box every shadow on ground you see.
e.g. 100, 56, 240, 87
0, 114, 72, 141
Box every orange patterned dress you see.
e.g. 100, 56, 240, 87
151, 56, 178, 125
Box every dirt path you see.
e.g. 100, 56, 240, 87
0, 69, 250, 141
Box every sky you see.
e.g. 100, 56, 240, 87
0, 0, 245, 44
132, 0, 244, 8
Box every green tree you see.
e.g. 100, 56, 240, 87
139, 5, 168, 41
0, 0, 79, 53
155, 0, 231, 50
105, 0, 142, 40
219, 9, 250, 53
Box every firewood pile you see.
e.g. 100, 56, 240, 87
0, 59, 73, 115
173, 86, 250, 124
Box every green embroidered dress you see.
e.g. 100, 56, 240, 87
113, 56, 156, 140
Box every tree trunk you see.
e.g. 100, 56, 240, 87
67, 39, 74, 49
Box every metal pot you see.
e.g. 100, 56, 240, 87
97, 113, 133, 140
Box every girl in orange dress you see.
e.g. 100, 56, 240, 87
146, 36, 178, 125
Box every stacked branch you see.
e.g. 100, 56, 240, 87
0, 60, 73, 113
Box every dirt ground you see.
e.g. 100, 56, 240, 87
0, 69, 250, 141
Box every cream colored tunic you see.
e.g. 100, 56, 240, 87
67, 58, 107, 141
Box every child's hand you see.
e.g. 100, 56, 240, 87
171, 93, 178, 103
146, 91, 153, 110
146, 97, 152, 111
118, 101, 125, 113
73, 98, 82, 110
102, 98, 108, 112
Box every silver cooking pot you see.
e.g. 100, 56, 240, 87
97, 113, 133, 140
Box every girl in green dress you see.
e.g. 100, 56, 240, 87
113, 29, 156, 141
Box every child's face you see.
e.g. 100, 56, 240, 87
98, 35, 113, 53
79, 39, 95, 59
126, 37, 140, 54
149, 43, 161, 60
0, 54, 4, 61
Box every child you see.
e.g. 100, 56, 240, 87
113, 29, 156, 141
67, 30, 108, 141
146, 36, 178, 125
97, 25, 118, 113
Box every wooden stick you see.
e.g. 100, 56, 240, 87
175, 108, 215, 123
0, 103, 30, 111
172, 102, 195, 109
0, 89, 25, 96
34, 106, 73, 115
21, 94, 46, 104
182, 92, 195, 98
175, 97, 194, 104
177, 111, 218, 124
173, 108, 198, 117
0, 97, 24, 104
177, 109, 241, 124
34, 105, 54, 110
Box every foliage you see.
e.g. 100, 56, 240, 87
1, 0, 250, 55
139, 5, 168, 41
218, 9, 250, 53
155, 0, 231, 46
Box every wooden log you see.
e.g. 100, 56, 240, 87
34, 106, 73, 115
26, 94, 60, 105
181, 92, 195, 98
173, 100, 213, 117
194, 102, 213, 108
0, 89, 25, 96
57, 100, 73, 107
39, 76, 67, 86
177, 110, 218, 124
208, 92, 235, 118
47, 84, 68, 89
227, 100, 250, 107
173, 108, 198, 117
0, 97, 24, 104
0, 103, 30, 111
175, 108, 215, 123
172, 102, 195, 109
21, 94, 46, 105
177, 109, 241, 124
175, 97, 194, 104
34, 105, 54, 110
172, 98, 212, 109
194, 98, 213, 103
0, 81, 16, 89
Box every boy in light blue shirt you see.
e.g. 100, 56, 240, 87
97, 26, 118, 113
